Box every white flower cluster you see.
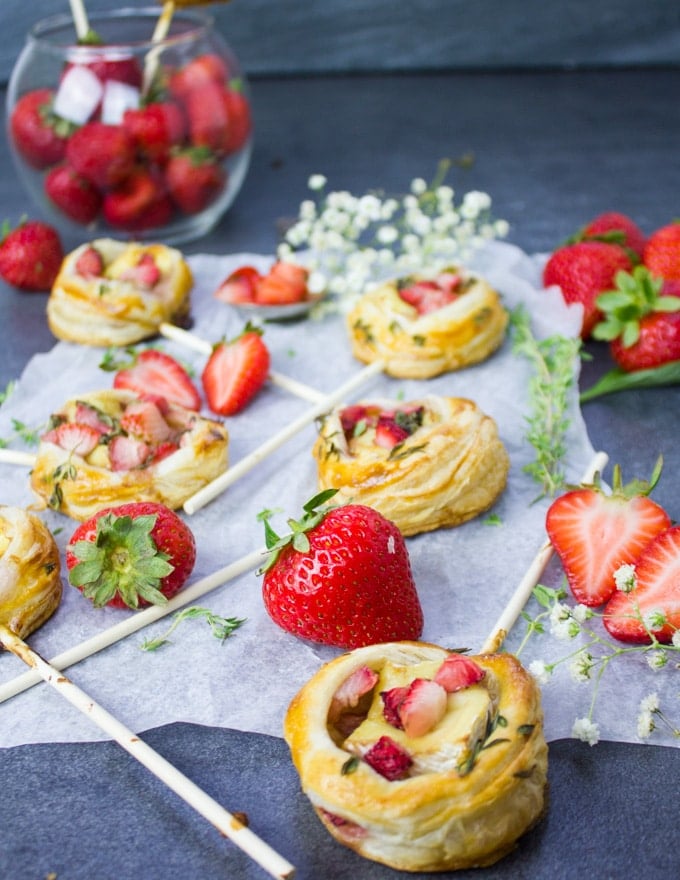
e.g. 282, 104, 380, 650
277, 165, 509, 313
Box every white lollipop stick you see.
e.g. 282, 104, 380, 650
183, 360, 385, 515
479, 449, 609, 654
69, 0, 91, 40
0, 546, 265, 704
0, 623, 295, 880
0, 449, 36, 467
142, 1, 176, 95
159, 322, 326, 403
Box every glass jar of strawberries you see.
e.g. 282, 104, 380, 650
6, 7, 252, 244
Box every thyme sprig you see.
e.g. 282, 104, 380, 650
510, 306, 582, 500
141, 606, 246, 651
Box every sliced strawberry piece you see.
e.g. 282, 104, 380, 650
329, 665, 379, 736
604, 525, 680, 644
149, 441, 180, 464
374, 415, 410, 449
74, 400, 113, 434
433, 653, 485, 693
120, 399, 173, 445
546, 463, 671, 606
213, 265, 261, 304
108, 434, 151, 471
118, 252, 161, 288
255, 261, 310, 305
398, 279, 458, 315
363, 735, 412, 780
74, 245, 105, 278
318, 809, 367, 841
380, 685, 409, 729
42, 422, 100, 457
201, 325, 270, 417
397, 678, 447, 738
113, 349, 201, 412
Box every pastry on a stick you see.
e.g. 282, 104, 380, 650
285, 640, 547, 872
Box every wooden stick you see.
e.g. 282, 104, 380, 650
69, 0, 91, 40
0, 623, 295, 879
0, 546, 265, 704
142, 1, 176, 95
159, 322, 326, 404
183, 360, 385, 515
479, 450, 609, 654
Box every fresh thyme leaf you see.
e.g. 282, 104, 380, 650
510, 306, 582, 499
141, 606, 246, 651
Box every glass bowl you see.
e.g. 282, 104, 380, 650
6, 7, 252, 245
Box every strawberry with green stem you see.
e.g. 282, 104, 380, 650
66, 501, 196, 609
259, 489, 423, 649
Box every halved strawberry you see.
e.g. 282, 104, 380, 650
329, 666, 379, 737
397, 678, 447, 738
433, 653, 485, 692
112, 349, 201, 412
363, 735, 412, 780
42, 422, 100, 457
398, 279, 458, 315
604, 525, 680, 643
201, 324, 270, 416
213, 265, 261, 304
117, 252, 161, 288
545, 461, 671, 606
74, 400, 114, 434
380, 686, 409, 728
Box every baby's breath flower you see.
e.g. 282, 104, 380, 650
571, 604, 592, 624
646, 650, 668, 671
572, 716, 600, 746
376, 225, 399, 245
410, 177, 428, 195
643, 609, 667, 632
637, 709, 656, 739
549, 602, 579, 639
570, 650, 594, 683
614, 563, 637, 592
639, 692, 660, 714
307, 174, 327, 191
529, 659, 552, 684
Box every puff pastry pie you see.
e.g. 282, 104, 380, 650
30, 389, 228, 521
346, 267, 508, 378
0, 506, 62, 639
312, 395, 509, 536
285, 641, 547, 873
47, 238, 193, 347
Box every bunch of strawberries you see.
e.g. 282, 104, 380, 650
9, 50, 251, 234
543, 212, 680, 372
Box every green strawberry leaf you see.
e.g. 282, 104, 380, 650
580, 360, 680, 402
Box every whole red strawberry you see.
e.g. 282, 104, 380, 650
604, 524, 680, 644
577, 211, 647, 260
186, 81, 251, 156
123, 102, 187, 164
260, 490, 424, 648
593, 265, 680, 371
543, 240, 633, 338
66, 501, 196, 609
201, 323, 270, 416
546, 458, 670, 607
103, 169, 173, 231
45, 163, 102, 224
0, 220, 64, 291
66, 121, 137, 189
643, 222, 680, 281
10, 88, 71, 170
165, 147, 226, 214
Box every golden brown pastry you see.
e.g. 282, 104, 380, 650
346, 267, 508, 378
30, 389, 228, 521
285, 641, 548, 873
0, 506, 62, 639
47, 239, 193, 347
313, 395, 509, 536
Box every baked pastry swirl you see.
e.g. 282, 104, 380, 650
47, 238, 193, 347
30, 389, 228, 521
0, 506, 62, 640
312, 395, 509, 536
285, 641, 548, 873
346, 267, 508, 378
